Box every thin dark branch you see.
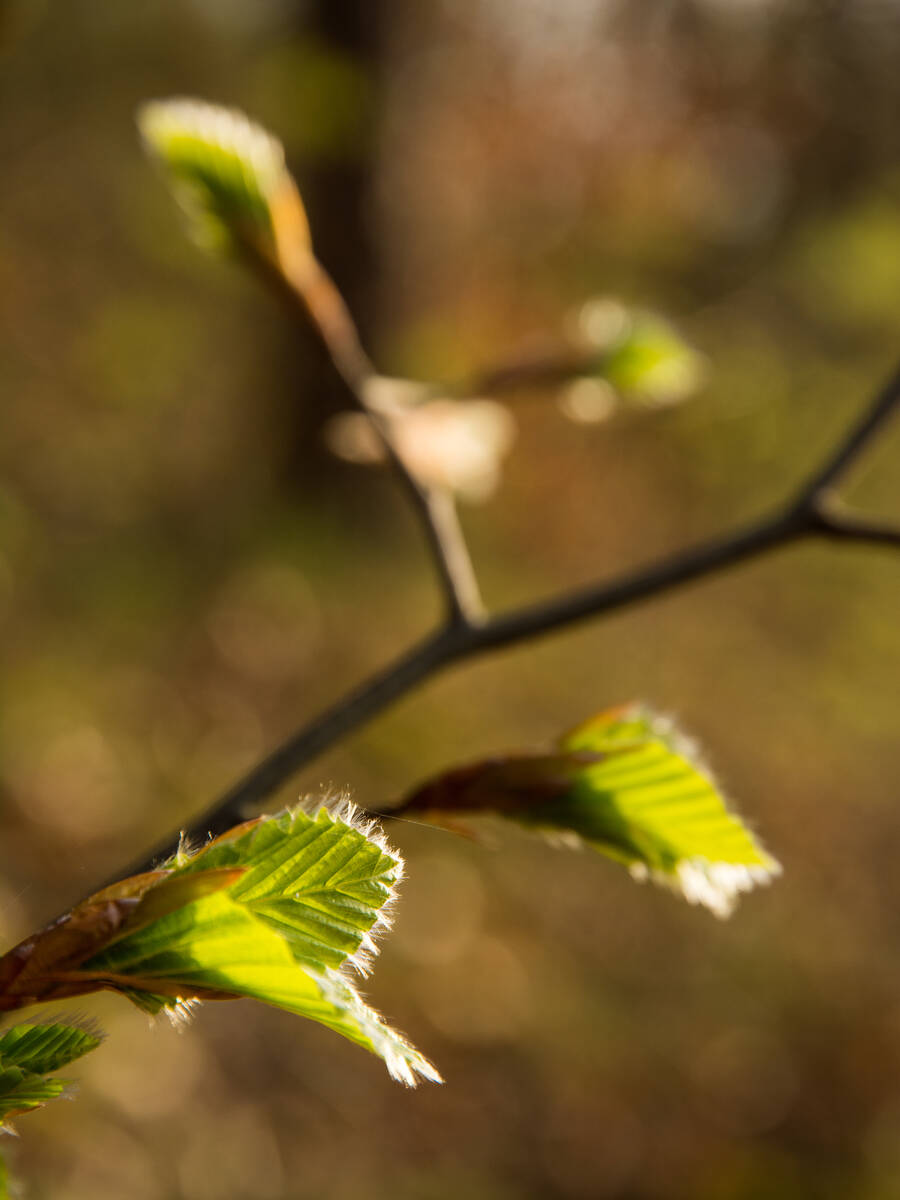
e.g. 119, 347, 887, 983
462, 512, 806, 656
90, 204, 897, 884
790, 360, 900, 509
116, 358, 899, 877
122, 625, 464, 876
132, 519, 803, 868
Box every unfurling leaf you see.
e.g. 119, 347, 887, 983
396, 704, 779, 918
138, 98, 311, 268
0, 1020, 102, 1131
0, 805, 439, 1086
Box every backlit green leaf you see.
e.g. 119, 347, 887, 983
397, 704, 779, 918
172, 806, 399, 975
0, 803, 439, 1086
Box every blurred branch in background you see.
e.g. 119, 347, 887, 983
123, 99, 900, 881
246, 209, 486, 626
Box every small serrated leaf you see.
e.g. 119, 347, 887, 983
0, 1018, 103, 1134
397, 703, 780, 918
172, 805, 401, 974
0, 1020, 102, 1075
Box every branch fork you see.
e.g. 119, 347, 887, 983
121, 243, 899, 877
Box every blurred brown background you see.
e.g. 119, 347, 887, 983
2, 1, 900, 1197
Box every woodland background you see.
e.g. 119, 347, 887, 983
1, 1, 900, 1197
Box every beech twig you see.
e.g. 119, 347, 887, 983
123, 350, 900, 875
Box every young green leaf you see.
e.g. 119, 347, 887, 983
0, 1066, 66, 1126
171, 805, 400, 976
0, 1019, 102, 1134
396, 704, 780, 918
0, 1019, 102, 1075
138, 98, 311, 265
0, 804, 439, 1086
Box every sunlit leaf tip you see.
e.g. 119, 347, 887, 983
137, 97, 310, 262
549, 702, 781, 917
398, 703, 780, 918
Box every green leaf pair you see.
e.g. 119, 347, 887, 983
0, 805, 440, 1087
